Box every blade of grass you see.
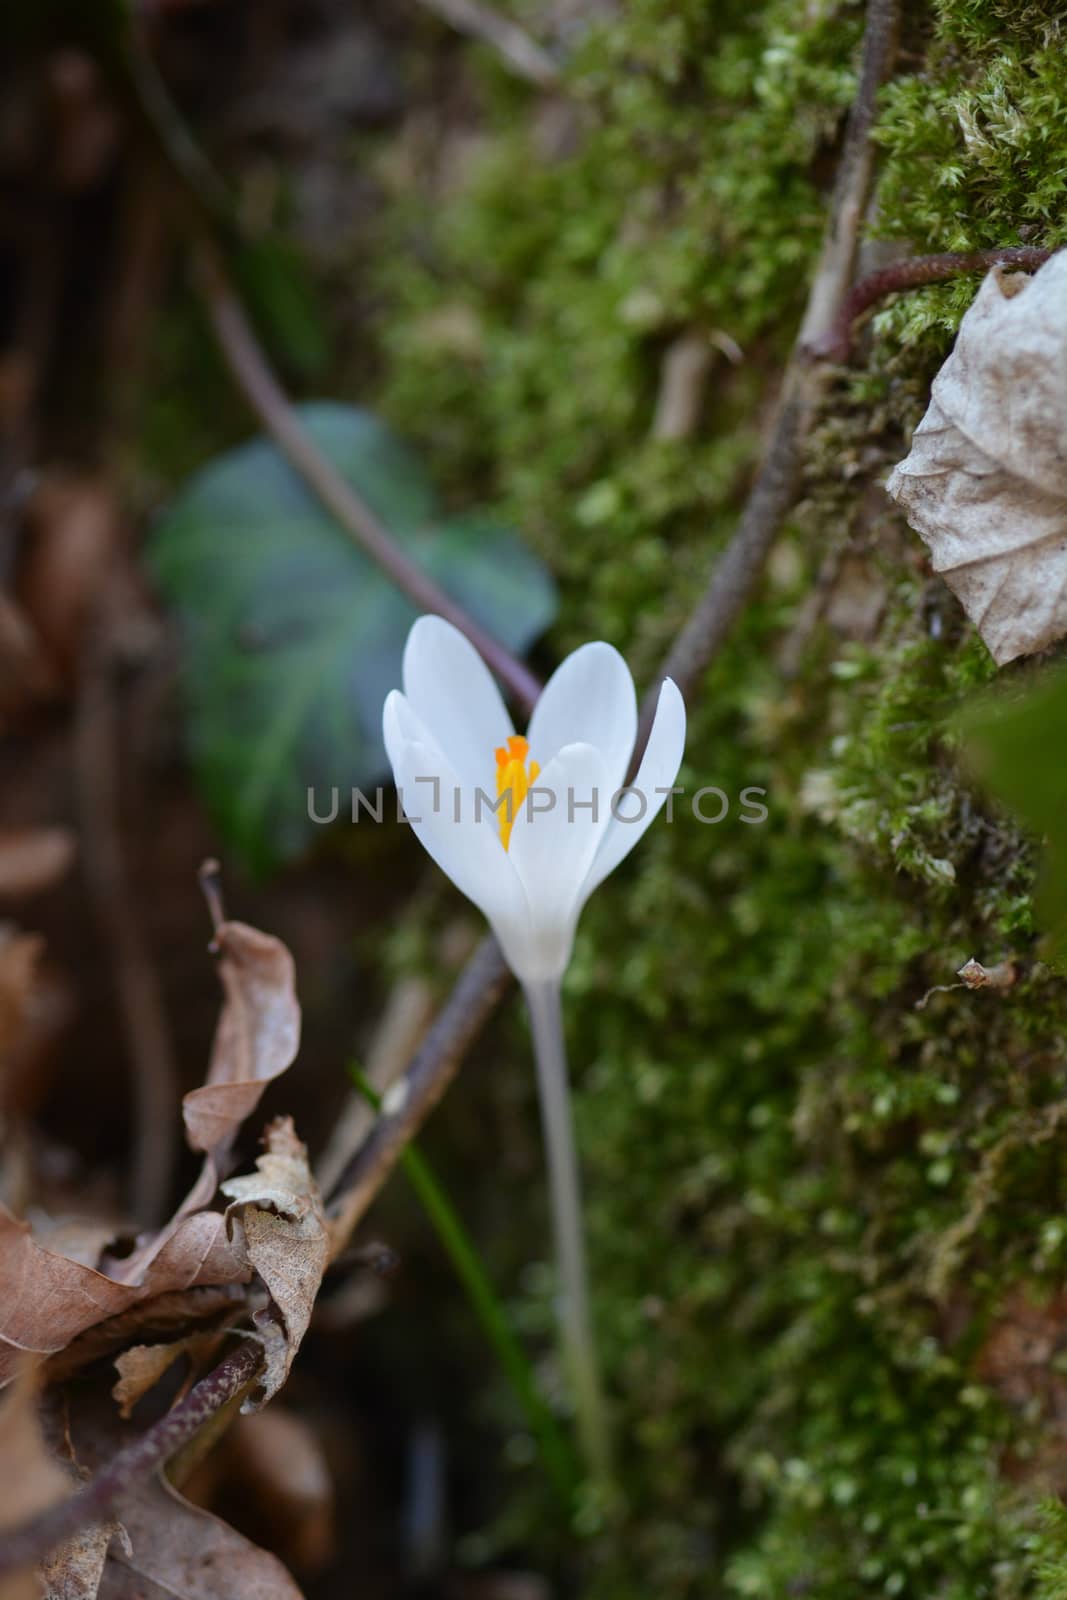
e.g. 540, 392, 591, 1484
348, 1064, 579, 1506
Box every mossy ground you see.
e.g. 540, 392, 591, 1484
365, 1, 1067, 1594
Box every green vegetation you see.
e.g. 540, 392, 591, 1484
366, 1, 1067, 1593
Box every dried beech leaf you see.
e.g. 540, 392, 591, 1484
0, 1374, 70, 1600
0, 1209, 248, 1388
886, 252, 1067, 664
105, 917, 300, 1289
96, 1476, 304, 1600
46, 1286, 246, 1384
221, 1119, 327, 1408
182, 922, 301, 1159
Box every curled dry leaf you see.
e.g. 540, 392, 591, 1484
183, 923, 301, 1161
111, 1335, 220, 1422
95, 1475, 303, 1600
221, 1119, 327, 1409
1, 911, 303, 1382
62, 1383, 302, 1600
886, 251, 1067, 664
0, 1209, 248, 1389
46, 1287, 246, 1385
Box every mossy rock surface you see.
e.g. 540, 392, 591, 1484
369, 0, 1067, 1594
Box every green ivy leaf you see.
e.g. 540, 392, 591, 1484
151, 403, 556, 874
958, 661, 1067, 961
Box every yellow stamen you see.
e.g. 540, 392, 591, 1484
494, 734, 540, 851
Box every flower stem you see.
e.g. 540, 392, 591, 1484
523, 980, 612, 1485
347, 1065, 579, 1506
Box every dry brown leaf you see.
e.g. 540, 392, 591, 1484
221, 1120, 327, 1409
0, 1209, 248, 1389
886, 252, 1067, 664
182, 923, 301, 1160
100, 915, 302, 1288
95, 1475, 304, 1600
46, 1286, 246, 1384
0, 832, 76, 901
0, 1374, 71, 1600
226, 1408, 335, 1573
38, 1523, 127, 1600
1, 915, 299, 1388
111, 1335, 219, 1422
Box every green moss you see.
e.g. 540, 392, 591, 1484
367, 0, 1067, 1594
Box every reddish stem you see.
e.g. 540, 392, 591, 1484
812, 246, 1055, 362
194, 243, 543, 716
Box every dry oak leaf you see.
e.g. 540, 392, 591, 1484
886, 250, 1067, 665
220, 1119, 327, 1410
182, 922, 301, 1160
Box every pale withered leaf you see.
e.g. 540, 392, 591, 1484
221, 1119, 327, 1409
886, 251, 1067, 664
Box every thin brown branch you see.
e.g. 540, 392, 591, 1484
0, 1342, 262, 1582
327, 0, 902, 1240
326, 936, 511, 1250
76, 621, 181, 1228
193, 241, 542, 717
415, 0, 560, 88
641, 0, 899, 751
812, 245, 1055, 362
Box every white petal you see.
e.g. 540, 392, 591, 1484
383, 689, 443, 772
402, 616, 514, 796
580, 677, 687, 902
507, 742, 612, 982
526, 641, 637, 792
389, 734, 532, 965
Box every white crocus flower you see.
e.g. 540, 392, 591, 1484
382, 615, 687, 985
382, 613, 686, 1483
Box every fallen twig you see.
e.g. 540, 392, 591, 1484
327, 0, 902, 1237
415, 0, 560, 88
0, 1341, 262, 1581
327, 936, 512, 1250
812, 245, 1055, 363
193, 241, 543, 717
